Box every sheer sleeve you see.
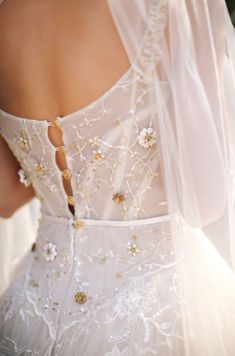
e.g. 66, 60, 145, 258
142, 1, 235, 353
153, 0, 234, 228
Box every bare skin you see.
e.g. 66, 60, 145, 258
0, 0, 130, 218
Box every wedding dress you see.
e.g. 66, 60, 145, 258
1, 0, 235, 355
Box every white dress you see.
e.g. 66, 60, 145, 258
1, 0, 235, 355
0, 36, 185, 356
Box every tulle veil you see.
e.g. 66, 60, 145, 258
108, 0, 235, 354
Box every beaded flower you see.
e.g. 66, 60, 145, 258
43, 242, 58, 262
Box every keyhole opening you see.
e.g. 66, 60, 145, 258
47, 118, 75, 217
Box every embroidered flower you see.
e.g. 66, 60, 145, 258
33, 163, 46, 176
112, 192, 126, 204
93, 150, 105, 162
43, 242, 58, 262
112, 279, 157, 322
18, 168, 31, 187
137, 127, 156, 148
75, 291, 87, 304
127, 242, 139, 256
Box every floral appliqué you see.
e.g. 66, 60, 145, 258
112, 192, 126, 204
137, 127, 156, 148
43, 242, 58, 262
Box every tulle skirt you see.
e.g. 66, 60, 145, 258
0, 213, 187, 355
1, 213, 235, 355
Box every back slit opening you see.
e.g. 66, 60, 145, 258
47, 118, 76, 217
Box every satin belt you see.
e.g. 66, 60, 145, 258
40, 212, 173, 228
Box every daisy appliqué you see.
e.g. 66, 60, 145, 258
137, 127, 157, 148
43, 242, 58, 262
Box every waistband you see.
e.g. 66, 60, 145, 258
40, 213, 172, 229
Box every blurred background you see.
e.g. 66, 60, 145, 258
227, 0, 235, 24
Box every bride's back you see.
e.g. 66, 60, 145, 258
0, 0, 130, 121
0, 0, 131, 210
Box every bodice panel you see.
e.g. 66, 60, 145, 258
0, 68, 169, 220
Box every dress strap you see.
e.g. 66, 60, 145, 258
108, 0, 168, 81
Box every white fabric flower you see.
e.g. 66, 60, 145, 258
43, 242, 58, 262
137, 127, 156, 148
18, 168, 31, 187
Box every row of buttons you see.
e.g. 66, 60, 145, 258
48, 118, 78, 215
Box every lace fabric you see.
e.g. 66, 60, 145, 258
0, 67, 169, 221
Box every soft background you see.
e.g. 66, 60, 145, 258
0, 0, 235, 296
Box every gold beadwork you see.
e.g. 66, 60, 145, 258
112, 192, 125, 204
93, 150, 105, 161
56, 146, 67, 155
73, 219, 85, 230
67, 196, 76, 206
75, 291, 87, 304
33, 164, 46, 175
62, 169, 72, 180
48, 119, 61, 129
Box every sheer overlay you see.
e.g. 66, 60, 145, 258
108, 0, 235, 354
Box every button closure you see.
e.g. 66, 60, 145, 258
56, 146, 67, 155
62, 169, 72, 180
73, 219, 85, 230
67, 196, 76, 206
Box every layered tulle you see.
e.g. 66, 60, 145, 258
108, 0, 235, 354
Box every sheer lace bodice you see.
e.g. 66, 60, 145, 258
0, 66, 169, 221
